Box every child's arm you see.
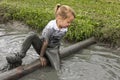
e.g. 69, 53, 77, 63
39, 39, 48, 66
40, 40, 48, 57
40, 22, 53, 66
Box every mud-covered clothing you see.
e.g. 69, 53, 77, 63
6, 19, 67, 70
41, 20, 67, 48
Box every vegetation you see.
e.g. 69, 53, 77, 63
0, 0, 120, 46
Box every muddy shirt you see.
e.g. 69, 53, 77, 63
41, 20, 67, 48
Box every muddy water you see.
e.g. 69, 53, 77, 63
1, 22, 120, 80
0, 21, 40, 71
57, 45, 120, 80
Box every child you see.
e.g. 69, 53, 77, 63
6, 4, 75, 70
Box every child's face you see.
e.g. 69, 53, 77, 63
57, 13, 75, 28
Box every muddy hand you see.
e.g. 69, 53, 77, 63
40, 56, 47, 66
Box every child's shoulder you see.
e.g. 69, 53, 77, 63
48, 20, 56, 25
46, 20, 56, 29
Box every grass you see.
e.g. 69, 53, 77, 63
0, 0, 120, 46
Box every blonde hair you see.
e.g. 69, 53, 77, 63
55, 4, 75, 19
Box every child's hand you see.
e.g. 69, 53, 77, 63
39, 56, 47, 66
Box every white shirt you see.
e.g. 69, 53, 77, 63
42, 20, 68, 48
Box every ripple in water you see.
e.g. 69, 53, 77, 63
58, 47, 120, 80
